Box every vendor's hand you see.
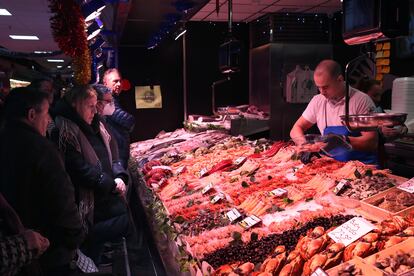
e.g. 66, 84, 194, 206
23, 230, 49, 257
114, 178, 126, 196
298, 151, 321, 164
380, 126, 400, 138
292, 135, 307, 146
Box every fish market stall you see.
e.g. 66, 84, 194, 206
128, 128, 414, 276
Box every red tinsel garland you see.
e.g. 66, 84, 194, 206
48, 0, 91, 85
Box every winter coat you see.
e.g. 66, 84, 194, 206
106, 96, 135, 168
0, 120, 84, 270
52, 100, 128, 229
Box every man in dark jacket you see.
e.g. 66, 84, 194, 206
0, 88, 84, 276
103, 69, 135, 169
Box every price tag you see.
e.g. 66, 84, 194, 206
269, 188, 288, 197
211, 193, 224, 204
199, 168, 208, 177
234, 157, 247, 165
152, 165, 172, 171
311, 267, 328, 276
225, 208, 242, 222
202, 183, 214, 194
239, 215, 261, 229
398, 177, 414, 194
176, 166, 186, 175
333, 180, 349, 195
328, 217, 375, 247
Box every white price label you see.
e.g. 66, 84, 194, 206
328, 217, 375, 247
202, 183, 214, 194
269, 188, 288, 197
398, 177, 414, 194
199, 168, 208, 177
234, 157, 247, 165
152, 165, 173, 171
311, 267, 328, 276
239, 215, 261, 229
225, 208, 242, 222
176, 166, 186, 175
211, 193, 224, 204
333, 180, 349, 195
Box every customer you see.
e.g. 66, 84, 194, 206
356, 77, 408, 139
52, 85, 129, 264
28, 78, 54, 105
0, 192, 49, 276
0, 87, 84, 276
103, 69, 135, 169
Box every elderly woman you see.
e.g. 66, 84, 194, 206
51, 85, 129, 264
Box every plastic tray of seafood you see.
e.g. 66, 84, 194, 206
360, 187, 414, 221
365, 238, 414, 275
327, 257, 384, 276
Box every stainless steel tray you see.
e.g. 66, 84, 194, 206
340, 113, 407, 131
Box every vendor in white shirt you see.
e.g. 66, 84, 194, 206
290, 59, 378, 164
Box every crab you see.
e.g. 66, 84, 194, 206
260, 246, 286, 274
383, 236, 406, 249
234, 262, 254, 276
279, 254, 305, 276
379, 216, 409, 235
302, 243, 345, 276
301, 234, 329, 260
324, 242, 345, 269
343, 241, 376, 261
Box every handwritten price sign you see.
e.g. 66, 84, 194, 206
225, 208, 242, 222
202, 183, 214, 194
239, 215, 261, 230
199, 168, 208, 178
398, 177, 414, 194
269, 188, 288, 197
210, 193, 225, 204
328, 217, 375, 247
234, 157, 247, 165
311, 267, 328, 276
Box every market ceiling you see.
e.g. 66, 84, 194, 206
0, 0, 342, 78
121, 0, 342, 48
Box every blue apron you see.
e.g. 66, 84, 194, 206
323, 101, 378, 165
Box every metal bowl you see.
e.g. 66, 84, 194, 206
340, 113, 407, 131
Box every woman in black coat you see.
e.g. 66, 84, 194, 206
52, 85, 130, 264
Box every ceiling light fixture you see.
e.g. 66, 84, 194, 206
47, 59, 64, 62
81, 0, 106, 22
174, 28, 187, 40
34, 51, 53, 54
0, 9, 12, 16
89, 35, 105, 52
87, 18, 103, 40
9, 35, 39, 40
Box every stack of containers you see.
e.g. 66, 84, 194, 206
392, 77, 414, 132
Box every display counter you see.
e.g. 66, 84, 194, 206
128, 128, 414, 276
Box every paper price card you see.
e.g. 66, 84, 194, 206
199, 168, 208, 177
269, 188, 288, 197
225, 208, 242, 222
239, 215, 261, 229
311, 267, 328, 276
152, 165, 172, 171
234, 157, 247, 165
176, 166, 186, 175
328, 217, 375, 247
398, 177, 414, 194
211, 193, 224, 204
333, 180, 349, 195
202, 183, 214, 194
